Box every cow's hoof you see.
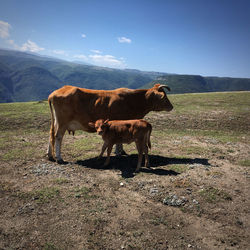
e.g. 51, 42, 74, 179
103, 162, 110, 167
48, 156, 55, 162
120, 150, 128, 156
115, 150, 128, 156
56, 159, 65, 164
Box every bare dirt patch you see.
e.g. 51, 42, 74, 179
1, 92, 250, 249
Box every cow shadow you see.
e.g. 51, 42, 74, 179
76, 154, 210, 178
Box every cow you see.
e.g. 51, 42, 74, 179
88, 119, 152, 172
47, 83, 173, 163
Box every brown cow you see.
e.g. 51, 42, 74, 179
47, 84, 173, 163
89, 119, 152, 172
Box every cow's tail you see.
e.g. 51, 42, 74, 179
146, 124, 152, 150
48, 97, 55, 157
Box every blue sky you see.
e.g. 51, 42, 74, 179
0, 0, 250, 78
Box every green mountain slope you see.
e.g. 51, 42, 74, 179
144, 74, 250, 94
0, 49, 155, 102
11, 67, 61, 102
0, 48, 250, 103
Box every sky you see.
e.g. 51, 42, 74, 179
0, 0, 250, 78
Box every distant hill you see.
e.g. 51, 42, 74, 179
0, 48, 250, 103
144, 74, 250, 94
0, 49, 159, 102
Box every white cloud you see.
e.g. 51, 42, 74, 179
89, 54, 126, 68
7, 39, 15, 45
74, 54, 88, 61
81, 34, 86, 38
20, 40, 45, 53
0, 20, 11, 39
0, 20, 45, 54
52, 50, 67, 56
118, 36, 131, 44
90, 49, 102, 54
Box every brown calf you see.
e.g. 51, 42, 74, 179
89, 119, 152, 172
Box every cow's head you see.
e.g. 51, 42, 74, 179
146, 83, 173, 112
88, 119, 109, 135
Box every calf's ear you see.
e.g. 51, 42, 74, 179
104, 119, 109, 124
88, 122, 95, 128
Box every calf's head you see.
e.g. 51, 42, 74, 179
88, 119, 109, 135
146, 84, 173, 112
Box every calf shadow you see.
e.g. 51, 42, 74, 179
76, 154, 210, 178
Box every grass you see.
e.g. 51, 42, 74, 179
0, 91, 249, 166
73, 186, 95, 199
239, 159, 250, 167
168, 164, 188, 174
0, 91, 250, 250
199, 187, 232, 203
32, 187, 61, 204
53, 178, 70, 184
206, 171, 224, 178
182, 145, 207, 155
43, 242, 59, 250
169, 91, 250, 114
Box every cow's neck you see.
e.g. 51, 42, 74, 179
120, 89, 152, 119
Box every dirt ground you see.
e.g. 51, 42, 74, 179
0, 92, 250, 249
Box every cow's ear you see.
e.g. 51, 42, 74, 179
104, 119, 109, 124
154, 83, 161, 88
88, 122, 95, 128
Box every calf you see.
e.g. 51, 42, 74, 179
89, 119, 152, 172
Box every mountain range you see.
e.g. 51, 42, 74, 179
0, 48, 250, 103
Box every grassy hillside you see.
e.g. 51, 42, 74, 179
1, 48, 250, 103
145, 74, 250, 94
0, 49, 156, 103
0, 91, 250, 249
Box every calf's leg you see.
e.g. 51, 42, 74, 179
135, 141, 143, 172
104, 144, 113, 166
144, 144, 150, 168
99, 142, 109, 159
114, 144, 127, 156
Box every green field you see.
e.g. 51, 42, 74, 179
0, 91, 250, 249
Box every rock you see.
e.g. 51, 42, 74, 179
149, 187, 159, 195
31, 163, 67, 176
17, 203, 34, 215
163, 194, 187, 206
192, 199, 199, 205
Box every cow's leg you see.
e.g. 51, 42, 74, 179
47, 140, 54, 161
55, 127, 66, 164
104, 144, 113, 166
48, 119, 56, 161
114, 144, 127, 156
135, 141, 143, 172
99, 142, 108, 159
144, 144, 150, 168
